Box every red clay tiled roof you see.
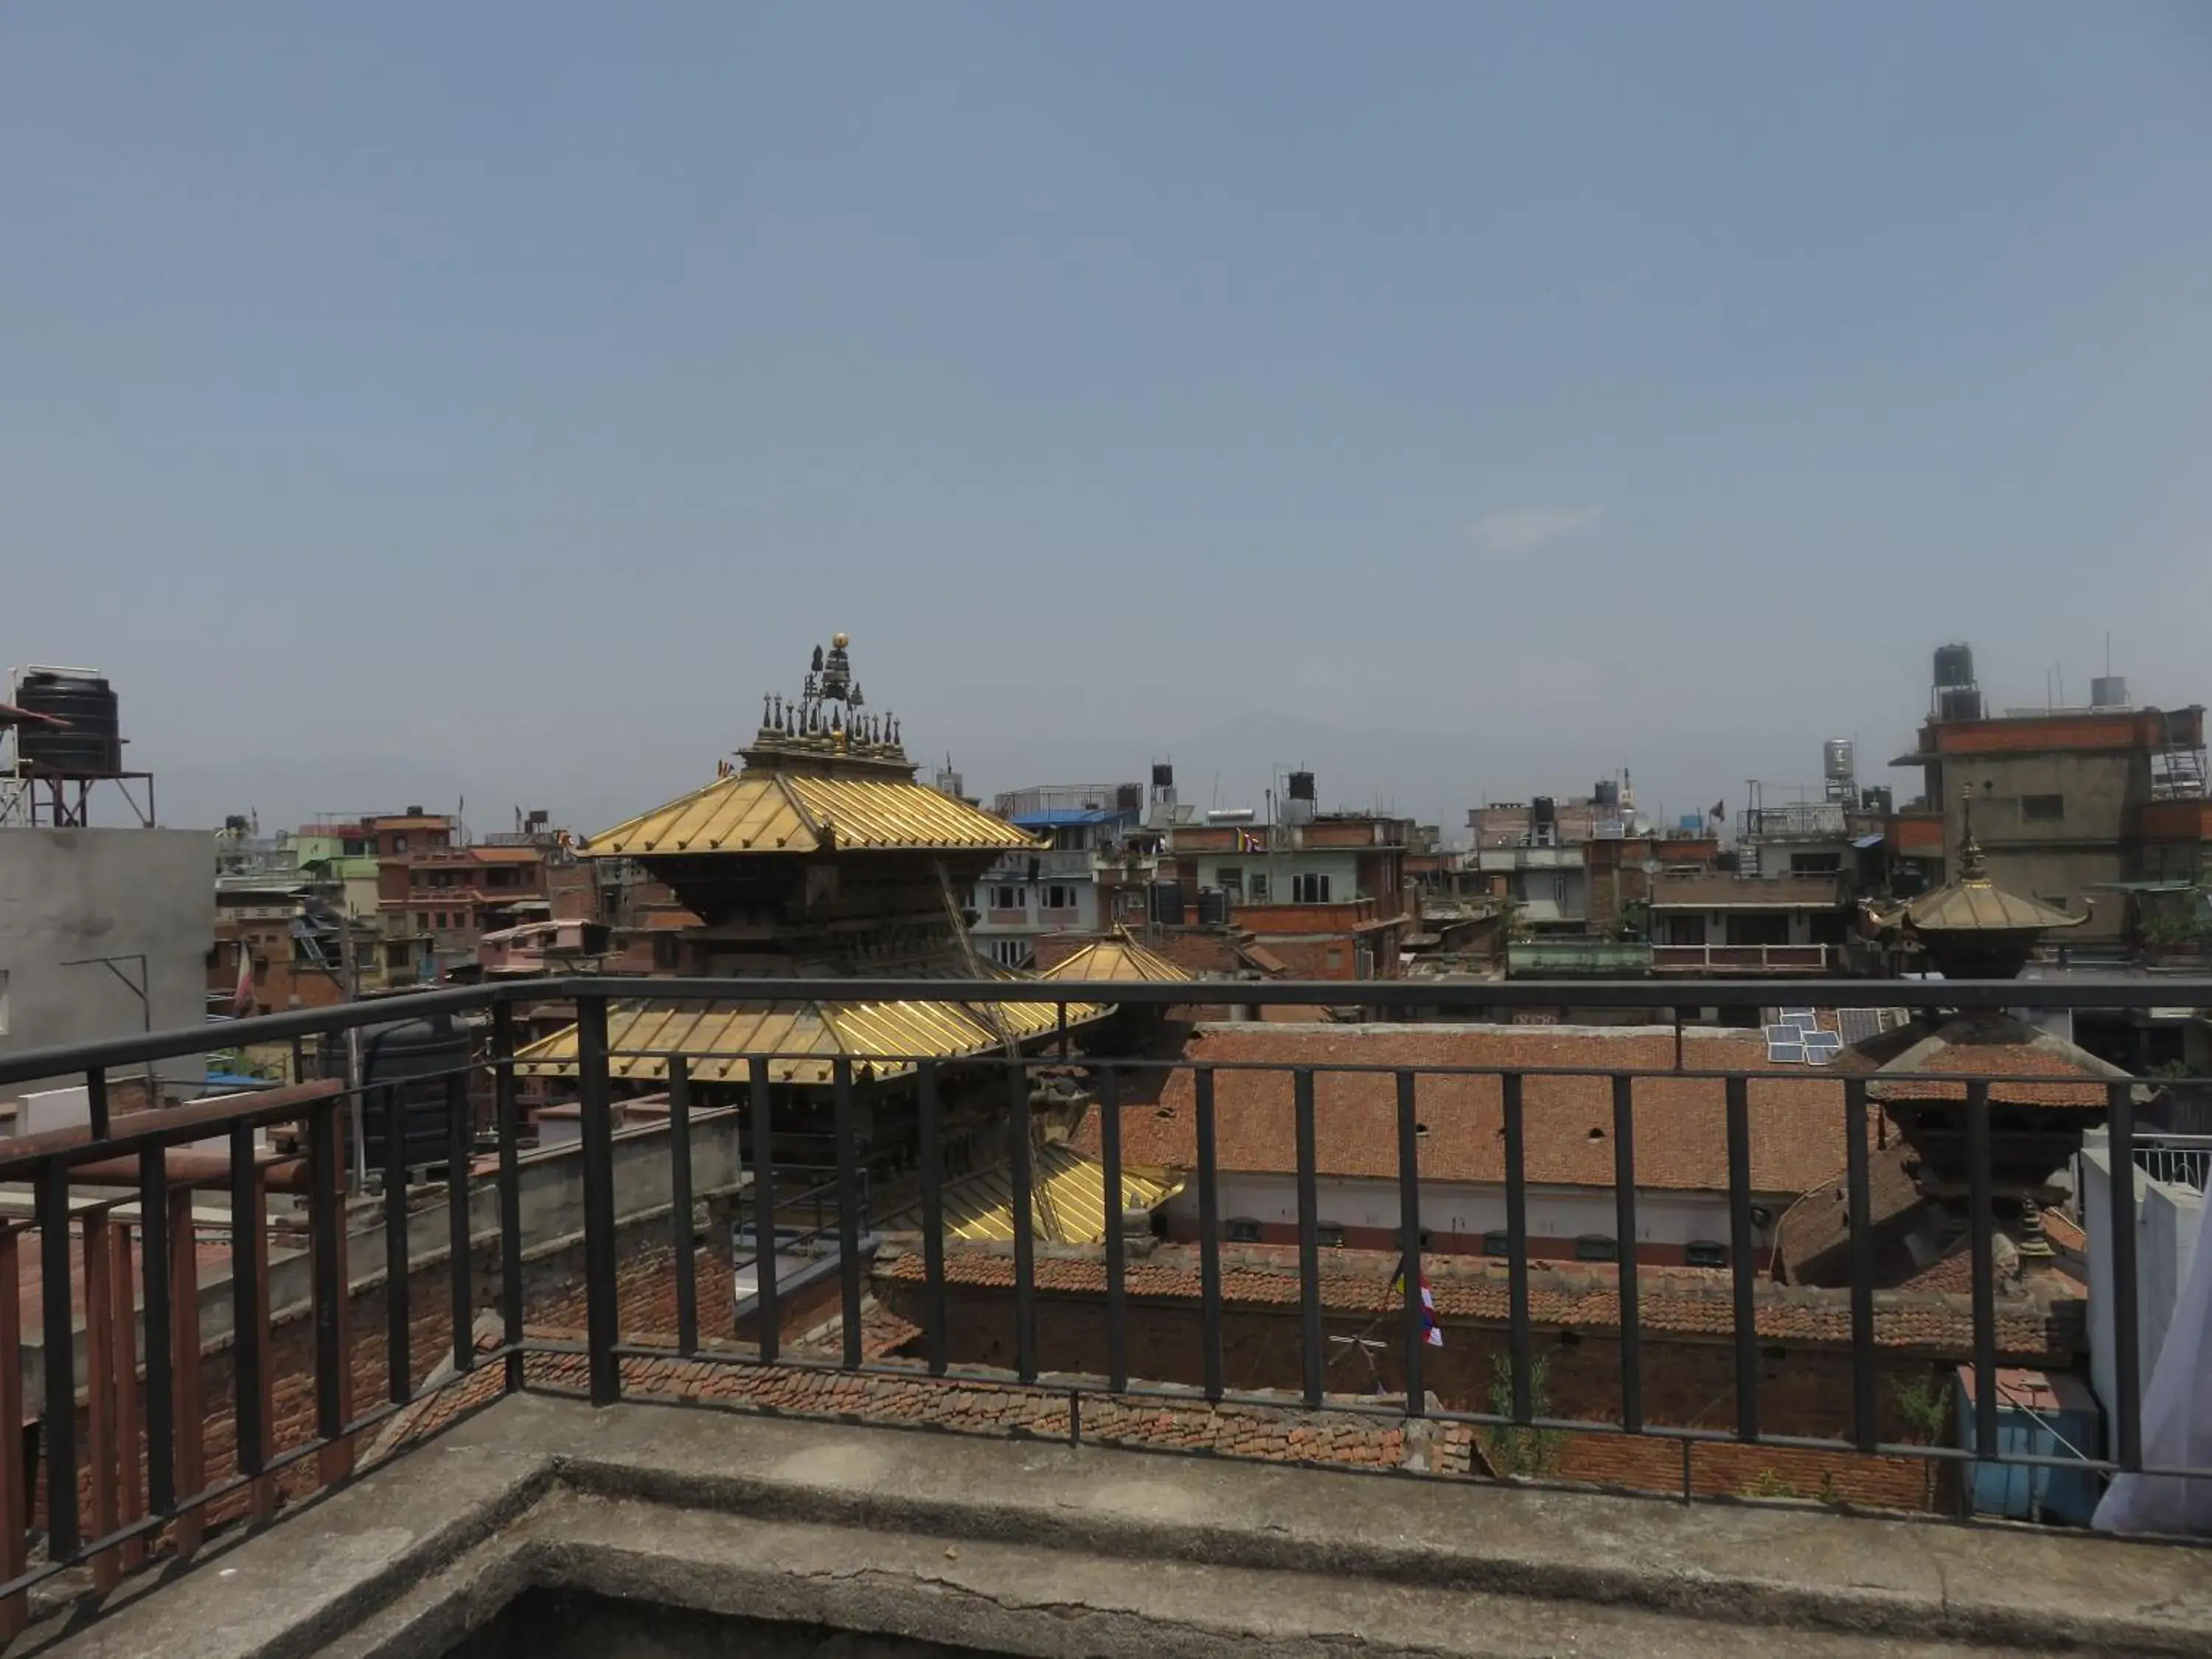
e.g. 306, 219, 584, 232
1074, 1026, 1852, 1196
880, 1243, 2075, 1358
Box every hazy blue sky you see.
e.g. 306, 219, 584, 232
4, 4, 2208, 837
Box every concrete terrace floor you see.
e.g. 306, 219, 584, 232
35, 1388, 2212, 1659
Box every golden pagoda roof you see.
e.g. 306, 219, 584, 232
514, 991, 1106, 1086
880, 1143, 1183, 1245
1036, 928, 1195, 984
582, 769, 1040, 858
1864, 817, 2087, 936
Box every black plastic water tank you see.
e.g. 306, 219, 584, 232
350, 1013, 473, 1172
1149, 880, 1185, 926
1933, 642, 1975, 689
1196, 886, 1231, 927
13, 669, 122, 775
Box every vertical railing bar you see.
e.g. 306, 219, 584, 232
383, 1085, 411, 1405
749, 1057, 779, 1366
918, 1060, 948, 1378
835, 1059, 865, 1371
38, 1159, 79, 1559
1724, 1074, 1759, 1443
136, 1144, 174, 1517
577, 995, 621, 1405
446, 1069, 473, 1375
0, 1226, 24, 1643
1006, 1060, 1037, 1385
2107, 1081, 2142, 1473
86, 1068, 110, 1142
307, 1102, 344, 1442
1844, 1079, 1879, 1454
110, 1220, 145, 1572
1099, 1065, 1128, 1395
1394, 1069, 1425, 1418
493, 1001, 524, 1394
1295, 1068, 1324, 1409
167, 1186, 206, 1559
668, 1055, 698, 1357
1503, 1072, 1532, 1425
83, 1214, 118, 1588
1612, 1072, 1643, 1436
1966, 1080, 1998, 1461
230, 1127, 266, 1487
1194, 1065, 1224, 1402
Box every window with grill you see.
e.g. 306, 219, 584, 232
1575, 1234, 1619, 1262
1292, 872, 1332, 903
1686, 1239, 1729, 1268
1225, 1217, 1262, 1243
1482, 1229, 1512, 1257
2023, 794, 2065, 823
1315, 1221, 1347, 1248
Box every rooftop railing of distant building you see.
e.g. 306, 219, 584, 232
2135, 1133, 2211, 1192
0, 973, 2207, 1628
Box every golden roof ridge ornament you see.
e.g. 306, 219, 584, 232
1957, 785, 1991, 886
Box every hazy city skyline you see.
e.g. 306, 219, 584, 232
5, 4, 2208, 835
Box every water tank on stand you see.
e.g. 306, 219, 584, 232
1823, 738, 1855, 782
2090, 676, 2129, 709
1284, 769, 1317, 827
1148, 880, 1185, 927
342, 1013, 475, 1175
1933, 644, 1976, 689
1197, 886, 1231, 927
11, 667, 122, 775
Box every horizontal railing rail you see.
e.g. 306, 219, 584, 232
0, 970, 2203, 1624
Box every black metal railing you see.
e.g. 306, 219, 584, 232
0, 971, 2205, 1620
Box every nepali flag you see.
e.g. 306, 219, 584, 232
1391, 1256, 1444, 1348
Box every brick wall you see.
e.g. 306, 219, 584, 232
35, 1208, 739, 1544
874, 1279, 1945, 1494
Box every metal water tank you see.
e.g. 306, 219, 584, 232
2090, 676, 2129, 709
1150, 763, 1175, 789
1197, 886, 1231, 927
1933, 643, 1975, 689
352, 1013, 473, 1173
1148, 880, 1185, 927
1938, 687, 1985, 722
1593, 779, 1620, 810
12, 667, 122, 775
1823, 738, 1856, 782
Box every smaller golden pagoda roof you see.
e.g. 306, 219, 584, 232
879, 1144, 1184, 1245
1863, 798, 2087, 937
515, 991, 1106, 1086
1036, 928, 1195, 984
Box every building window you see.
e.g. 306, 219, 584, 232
1225, 1217, 1262, 1243
989, 937, 1031, 967
1216, 866, 1242, 897
416, 912, 431, 931
1575, 1234, 1619, 1263
1790, 853, 1841, 874
1293, 873, 1331, 903
1315, 1221, 1346, 1248
1686, 1240, 1729, 1269
1044, 884, 1079, 911
384, 944, 408, 970
1248, 872, 1269, 901
1482, 1229, 1512, 1257
2023, 794, 2065, 823
992, 885, 1022, 911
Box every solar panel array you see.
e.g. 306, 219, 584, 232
1764, 1009, 1848, 1065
